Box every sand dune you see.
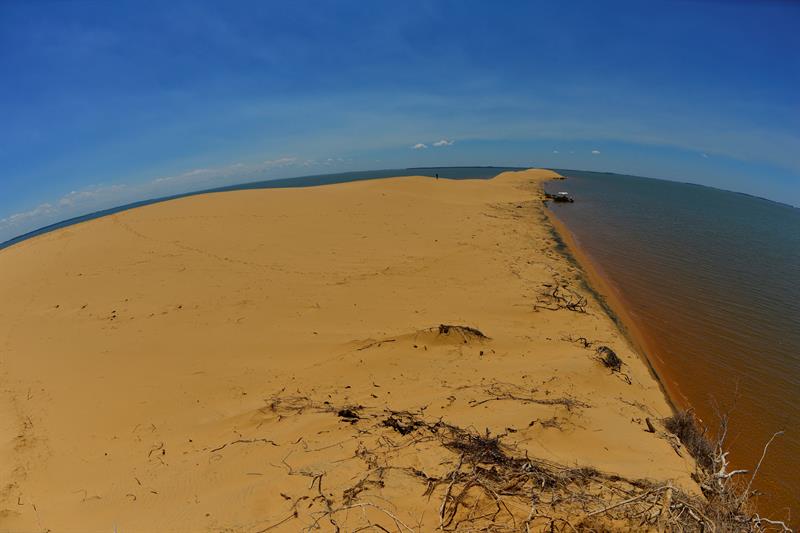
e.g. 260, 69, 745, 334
0, 169, 697, 531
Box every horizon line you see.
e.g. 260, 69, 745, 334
1, 165, 796, 252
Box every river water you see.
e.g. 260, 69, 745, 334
545, 169, 799, 521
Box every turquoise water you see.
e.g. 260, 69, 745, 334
545, 170, 800, 520
0, 166, 518, 251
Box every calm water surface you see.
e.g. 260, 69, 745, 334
546, 170, 800, 520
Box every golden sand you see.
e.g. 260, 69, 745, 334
0, 169, 697, 531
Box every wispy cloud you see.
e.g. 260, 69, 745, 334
0, 202, 57, 227
433, 139, 454, 147
701, 152, 709, 158
0, 155, 333, 243
263, 157, 298, 167
412, 143, 428, 149
552, 150, 559, 154
591, 149, 601, 155
151, 167, 216, 186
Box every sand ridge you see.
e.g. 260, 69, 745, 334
0, 169, 698, 531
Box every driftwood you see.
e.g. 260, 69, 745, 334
534, 283, 587, 313
467, 382, 589, 412
664, 409, 791, 532
566, 337, 633, 383
256, 394, 790, 532
596, 346, 622, 372
438, 324, 490, 341
595, 345, 632, 383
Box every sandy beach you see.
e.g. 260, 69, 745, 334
0, 169, 699, 531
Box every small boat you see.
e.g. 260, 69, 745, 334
546, 191, 574, 203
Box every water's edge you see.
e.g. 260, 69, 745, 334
540, 171, 800, 522
540, 178, 682, 416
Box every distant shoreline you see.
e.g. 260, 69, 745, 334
4, 165, 794, 253
548, 168, 800, 211
0, 166, 522, 252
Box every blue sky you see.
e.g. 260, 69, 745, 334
1, 0, 798, 241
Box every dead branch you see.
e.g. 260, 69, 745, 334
741, 431, 784, 508
595, 346, 622, 373
209, 437, 279, 453
664, 409, 791, 532
578, 485, 670, 522
357, 338, 397, 351
468, 382, 589, 412
563, 335, 596, 348
534, 282, 587, 313
438, 324, 490, 342
260, 391, 791, 532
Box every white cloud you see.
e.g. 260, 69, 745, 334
591, 149, 601, 155
412, 143, 428, 150
552, 150, 559, 154
0, 155, 319, 243
433, 139, 454, 147
0, 181, 141, 238
701, 153, 709, 158
151, 168, 215, 185
57, 184, 128, 208
151, 157, 301, 188
0, 202, 56, 226
263, 157, 297, 167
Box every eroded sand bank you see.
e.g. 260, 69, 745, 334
0, 169, 697, 531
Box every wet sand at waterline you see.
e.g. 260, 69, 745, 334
545, 170, 800, 523
0, 169, 697, 531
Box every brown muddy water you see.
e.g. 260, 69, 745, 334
545, 170, 800, 523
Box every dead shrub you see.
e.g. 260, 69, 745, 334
596, 345, 622, 372
664, 410, 714, 471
